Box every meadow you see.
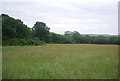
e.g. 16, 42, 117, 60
2, 44, 118, 79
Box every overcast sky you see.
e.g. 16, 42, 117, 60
0, 0, 119, 35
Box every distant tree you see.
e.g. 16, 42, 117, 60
79, 35, 91, 44
50, 33, 62, 43
0, 15, 2, 45
2, 14, 119, 45
71, 31, 81, 43
64, 31, 73, 37
92, 36, 108, 44
2, 14, 31, 40
109, 36, 118, 44
15, 19, 31, 39
2, 14, 16, 40
32, 21, 50, 42
49, 32, 73, 44
118, 37, 120, 45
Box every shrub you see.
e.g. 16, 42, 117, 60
2, 38, 45, 46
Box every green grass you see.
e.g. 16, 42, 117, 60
2, 44, 118, 79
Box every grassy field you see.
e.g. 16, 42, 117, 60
2, 44, 118, 79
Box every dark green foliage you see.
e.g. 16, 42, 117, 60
64, 31, 73, 37
0, 15, 2, 46
26, 39, 45, 45
32, 21, 50, 42
79, 35, 91, 44
64, 31, 119, 45
108, 36, 119, 44
2, 14, 44, 46
2, 14, 31, 40
1, 14, 119, 45
118, 37, 120, 45
2, 38, 45, 46
91, 36, 109, 44
71, 31, 81, 43
49, 32, 73, 44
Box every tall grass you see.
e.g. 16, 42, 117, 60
2, 44, 118, 79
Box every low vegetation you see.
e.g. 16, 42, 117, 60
2, 38, 45, 46
3, 44, 118, 79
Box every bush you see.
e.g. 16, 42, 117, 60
2, 38, 45, 46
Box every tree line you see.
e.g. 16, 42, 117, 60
1, 14, 120, 45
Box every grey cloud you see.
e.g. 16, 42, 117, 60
1, 0, 118, 35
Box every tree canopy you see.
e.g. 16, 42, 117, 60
1, 14, 119, 45
32, 21, 50, 42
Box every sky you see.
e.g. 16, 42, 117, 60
0, 0, 119, 35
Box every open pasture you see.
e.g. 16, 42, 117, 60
2, 44, 118, 79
